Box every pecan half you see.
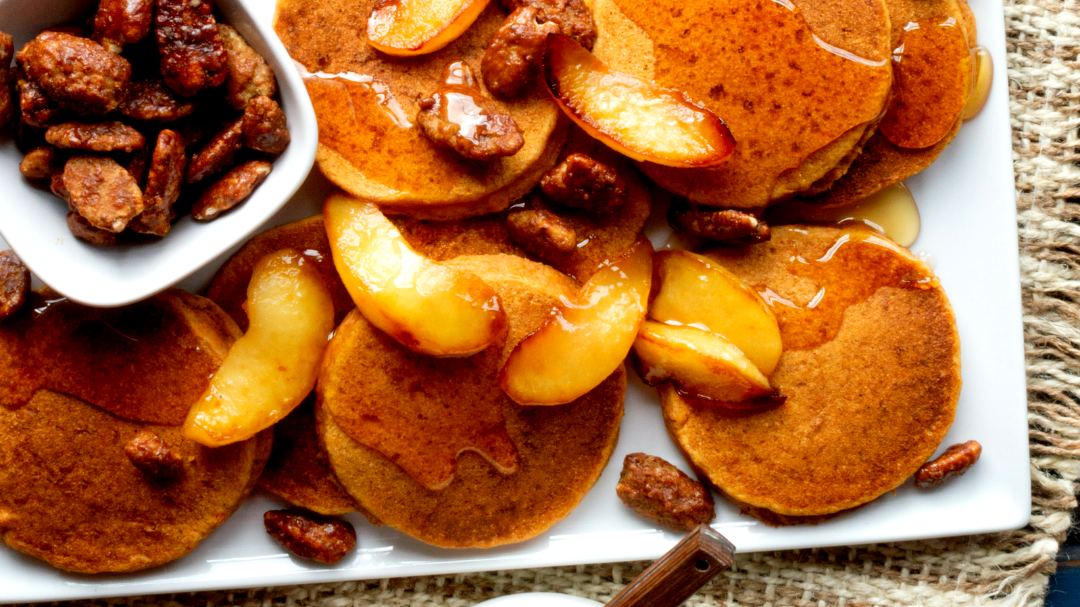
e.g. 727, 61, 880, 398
417, 62, 524, 161
125, 429, 184, 483
914, 440, 982, 488
93, 0, 154, 54
18, 79, 65, 128
19, 145, 63, 180
62, 155, 144, 232
0, 251, 30, 322
131, 129, 188, 236
506, 207, 577, 262
540, 153, 627, 213
67, 211, 118, 246
499, 0, 597, 49
191, 159, 271, 221
241, 95, 289, 154
155, 0, 228, 96
185, 117, 244, 183
264, 510, 356, 564
668, 204, 771, 244
482, 7, 559, 99
45, 120, 145, 153
16, 32, 132, 115
218, 24, 276, 110
118, 79, 196, 122
616, 452, 715, 532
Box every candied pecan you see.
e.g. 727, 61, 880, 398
155, 0, 228, 97
18, 79, 65, 128
500, 0, 597, 49
19, 145, 64, 180
482, 7, 559, 100
264, 510, 356, 564
241, 95, 289, 154
506, 207, 577, 262
67, 211, 118, 246
185, 117, 243, 183
668, 205, 771, 244
192, 159, 271, 221
125, 429, 184, 483
541, 153, 627, 213
94, 0, 154, 54
16, 32, 132, 115
50, 172, 69, 200
0, 251, 30, 323
417, 62, 524, 161
0, 32, 14, 134
616, 453, 715, 532
45, 120, 145, 153
915, 440, 982, 488
218, 24, 276, 110
131, 130, 187, 236
125, 143, 152, 188
118, 79, 196, 122
62, 155, 144, 232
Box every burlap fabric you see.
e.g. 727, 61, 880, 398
39, 0, 1080, 605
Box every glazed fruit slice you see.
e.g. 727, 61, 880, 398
367, 0, 491, 57
649, 250, 782, 375
324, 192, 506, 356
501, 237, 652, 405
633, 320, 775, 403
542, 34, 734, 168
183, 249, 335, 447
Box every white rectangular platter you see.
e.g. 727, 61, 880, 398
0, 0, 1029, 602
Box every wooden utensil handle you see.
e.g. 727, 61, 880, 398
605, 525, 735, 607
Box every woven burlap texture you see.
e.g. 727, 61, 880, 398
43, 0, 1080, 605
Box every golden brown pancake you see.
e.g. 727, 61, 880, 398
0, 390, 271, 573
662, 225, 961, 522
589, 0, 892, 208
318, 255, 625, 548
273, 0, 567, 220
257, 396, 363, 517
800, 0, 977, 207
0, 289, 237, 426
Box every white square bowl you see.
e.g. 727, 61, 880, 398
0, 0, 317, 307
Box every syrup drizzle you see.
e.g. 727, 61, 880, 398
296, 62, 413, 129
961, 46, 993, 120
771, 0, 887, 67
768, 182, 921, 247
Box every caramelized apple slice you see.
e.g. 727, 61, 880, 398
500, 237, 653, 406
633, 320, 775, 403
324, 192, 506, 356
367, 0, 491, 57
183, 249, 335, 447
650, 251, 782, 375
542, 34, 734, 168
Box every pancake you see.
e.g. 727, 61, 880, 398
0, 390, 271, 573
257, 396, 362, 517
589, 0, 892, 208
661, 225, 961, 522
800, 0, 977, 207
318, 255, 625, 548
273, 0, 567, 220
1, 289, 238, 426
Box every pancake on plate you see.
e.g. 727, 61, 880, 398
800, 0, 978, 207
318, 255, 625, 548
589, 0, 892, 209
661, 225, 961, 524
0, 291, 270, 573
273, 0, 568, 220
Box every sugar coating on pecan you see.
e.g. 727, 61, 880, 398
482, 7, 559, 100
417, 62, 523, 161
118, 79, 196, 122
93, 0, 154, 54
506, 207, 577, 262
19, 145, 63, 180
155, 0, 228, 97
45, 120, 146, 153
264, 510, 356, 564
16, 32, 132, 115
242, 96, 289, 154
185, 117, 243, 183
18, 79, 65, 128
541, 153, 627, 213
915, 441, 982, 488
62, 155, 144, 232
125, 429, 185, 483
0, 250, 30, 323
499, 0, 597, 50
67, 211, 118, 246
668, 205, 771, 244
131, 129, 188, 237
218, 24, 276, 110
192, 159, 271, 221
616, 452, 716, 532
